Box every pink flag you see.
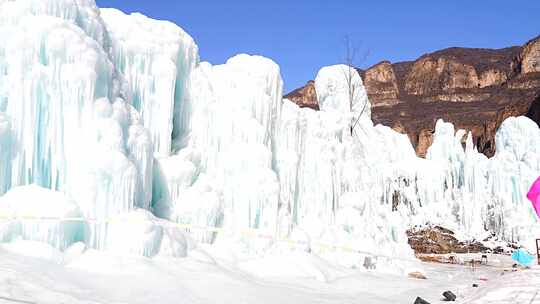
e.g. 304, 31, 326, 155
526, 176, 540, 219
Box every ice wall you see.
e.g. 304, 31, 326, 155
0, 113, 10, 195
154, 55, 283, 251
155, 61, 416, 268
1, 1, 111, 190
379, 117, 540, 250
274, 64, 540, 261
100, 8, 199, 157
274, 65, 416, 269
485, 118, 540, 247
0, 0, 155, 250
0, 0, 538, 266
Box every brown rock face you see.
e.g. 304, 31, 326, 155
284, 80, 319, 110
521, 35, 540, 74
286, 35, 540, 157
479, 69, 508, 88
405, 56, 480, 96
362, 61, 399, 106
407, 226, 488, 254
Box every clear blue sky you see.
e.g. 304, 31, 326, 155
96, 0, 539, 92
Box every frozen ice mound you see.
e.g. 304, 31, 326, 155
495, 116, 540, 163
0, 185, 83, 250
315, 64, 370, 122
105, 209, 190, 258
154, 55, 283, 251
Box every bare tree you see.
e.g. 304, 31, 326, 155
342, 35, 369, 136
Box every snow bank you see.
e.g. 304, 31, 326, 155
0, 185, 82, 250
0, 240, 64, 263
105, 208, 190, 257
239, 252, 351, 282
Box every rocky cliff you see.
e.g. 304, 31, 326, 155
285, 80, 319, 110
285, 35, 540, 157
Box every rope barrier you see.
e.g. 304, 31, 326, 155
0, 215, 491, 264
2, 216, 529, 304
11, 216, 506, 265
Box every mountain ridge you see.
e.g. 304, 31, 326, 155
285, 35, 540, 157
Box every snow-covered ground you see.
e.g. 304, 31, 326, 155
464, 269, 540, 303
0, 243, 536, 304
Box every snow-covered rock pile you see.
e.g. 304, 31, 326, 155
407, 226, 489, 254
0, 0, 538, 273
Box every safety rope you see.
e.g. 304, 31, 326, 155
4, 216, 520, 266
0, 215, 423, 263
1, 216, 528, 304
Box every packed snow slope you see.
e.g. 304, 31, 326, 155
0, 0, 539, 274
0, 242, 535, 304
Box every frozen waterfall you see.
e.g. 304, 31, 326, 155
0, 0, 155, 251
0, 0, 538, 269
100, 8, 199, 157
